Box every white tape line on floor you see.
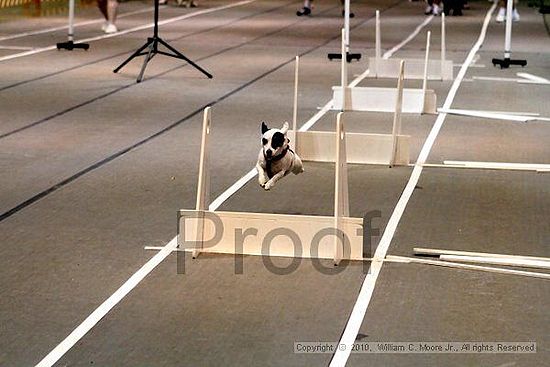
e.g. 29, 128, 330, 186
329, 3, 497, 367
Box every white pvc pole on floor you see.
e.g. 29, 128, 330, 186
504, 0, 513, 58
441, 13, 446, 79
68, 0, 75, 42
291, 56, 299, 150
375, 10, 381, 77
344, 0, 350, 53
57, 0, 88, 50
341, 28, 348, 88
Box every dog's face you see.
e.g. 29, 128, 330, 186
261, 121, 289, 159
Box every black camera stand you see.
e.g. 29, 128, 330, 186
113, 0, 212, 83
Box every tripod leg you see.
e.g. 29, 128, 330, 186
137, 42, 156, 83
113, 39, 153, 74
157, 38, 213, 78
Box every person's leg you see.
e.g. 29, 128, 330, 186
453, 0, 464, 15
443, 0, 451, 15
103, 0, 118, 33
425, 0, 434, 15
97, 0, 108, 19
297, 0, 312, 16
107, 0, 118, 24
497, 0, 519, 22
432, 0, 442, 15
512, 0, 520, 21
340, 0, 354, 17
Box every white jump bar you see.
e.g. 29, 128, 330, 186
441, 255, 550, 270
438, 108, 534, 122
387, 255, 550, 280
414, 247, 550, 262
443, 160, 550, 171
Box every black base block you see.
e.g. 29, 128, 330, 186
492, 57, 527, 69
327, 51, 362, 62
56, 41, 89, 51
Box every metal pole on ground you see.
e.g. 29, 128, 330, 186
328, 0, 361, 62
492, 0, 526, 68
57, 0, 90, 50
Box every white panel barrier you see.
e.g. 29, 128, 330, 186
369, 11, 453, 81
332, 86, 436, 114
333, 29, 437, 114
292, 56, 411, 165
293, 130, 409, 166
178, 110, 366, 264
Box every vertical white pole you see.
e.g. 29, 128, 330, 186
334, 112, 349, 265
422, 31, 431, 113
504, 0, 513, 59
196, 107, 211, 212
390, 60, 405, 167
193, 107, 211, 258
344, 0, 350, 54
441, 12, 446, 80
68, 0, 75, 42
375, 10, 381, 77
341, 28, 348, 110
291, 56, 299, 150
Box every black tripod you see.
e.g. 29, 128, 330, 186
113, 0, 212, 83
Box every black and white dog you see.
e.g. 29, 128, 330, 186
256, 121, 303, 190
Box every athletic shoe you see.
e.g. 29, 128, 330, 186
512, 8, 520, 21
101, 21, 108, 32
342, 10, 355, 17
158, 0, 168, 4
296, 7, 311, 16
425, 5, 433, 15
496, 7, 506, 22
432, 4, 441, 15
104, 23, 118, 34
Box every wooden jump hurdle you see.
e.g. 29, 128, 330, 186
177, 108, 367, 265
291, 54, 410, 166
369, 10, 453, 81
332, 29, 437, 114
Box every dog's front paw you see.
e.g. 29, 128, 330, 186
258, 175, 267, 187
264, 181, 274, 190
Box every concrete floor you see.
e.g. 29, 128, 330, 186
0, 0, 548, 366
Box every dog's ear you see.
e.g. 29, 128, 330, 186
261, 121, 269, 134
281, 121, 289, 134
